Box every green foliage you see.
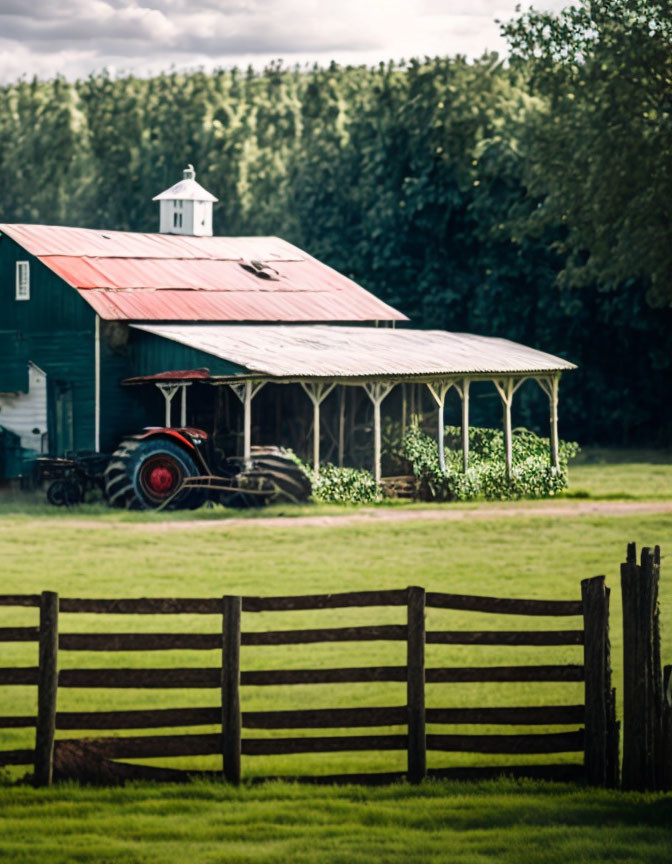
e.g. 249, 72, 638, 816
401, 425, 579, 501
1, 52, 671, 445
311, 464, 382, 505
503, 0, 672, 307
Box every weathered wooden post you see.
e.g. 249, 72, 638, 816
34, 590, 58, 787
406, 586, 426, 784
621, 543, 663, 790
581, 575, 613, 786
662, 666, 672, 791
221, 595, 242, 784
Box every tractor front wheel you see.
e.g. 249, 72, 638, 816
104, 438, 205, 510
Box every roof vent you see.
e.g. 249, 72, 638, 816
239, 260, 281, 281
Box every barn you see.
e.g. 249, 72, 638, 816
0, 166, 574, 498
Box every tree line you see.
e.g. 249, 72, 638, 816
1, 1, 670, 446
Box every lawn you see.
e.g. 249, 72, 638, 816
1, 483, 671, 863
1, 508, 671, 780
1, 779, 671, 864
566, 448, 672, 500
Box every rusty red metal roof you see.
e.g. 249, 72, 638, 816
0, 224, 406, 323
124, 368, 211, 383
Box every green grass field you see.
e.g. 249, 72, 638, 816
1, 453, 671, 862
1, 779, 671, 864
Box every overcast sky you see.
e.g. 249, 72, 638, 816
0, 1, 569, 84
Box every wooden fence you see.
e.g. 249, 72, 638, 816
621, 543, 671, 791
0, 577, 618, 787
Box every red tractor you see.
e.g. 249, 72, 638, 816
102, 427, 311, 510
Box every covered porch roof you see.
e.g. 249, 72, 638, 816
124, 324, 576, 484
129, 324, 576, 381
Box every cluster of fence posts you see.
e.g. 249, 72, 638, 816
581, 576, 618, 787
621, 544, 670, 790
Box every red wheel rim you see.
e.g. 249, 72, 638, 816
138, 455, 185, 503
148, 466, 174, 493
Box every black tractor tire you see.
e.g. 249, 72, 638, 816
46, 477, 83, 507
225, 447, 312, 508
104, 438, 206, 510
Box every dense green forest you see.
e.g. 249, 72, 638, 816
0, 0, 670, 446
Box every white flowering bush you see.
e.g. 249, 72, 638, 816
401, 425, 579, 501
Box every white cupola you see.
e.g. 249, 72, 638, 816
152, 165, 218, 237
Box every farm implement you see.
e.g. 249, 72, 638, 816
39, 428, 311, 510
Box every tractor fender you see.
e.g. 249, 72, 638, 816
130, 428, 210, 473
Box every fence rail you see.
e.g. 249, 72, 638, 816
0, 576, 617, 787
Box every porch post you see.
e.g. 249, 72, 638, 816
301, 382, 336, 478
156, 383, 180, 429
454, 378, 471, 472
338, 386, 346, 468
493, 378, 524, 480
535, 375, 561, 469
363, 381, 395, 483
180, 383, 191, 427
427, 381, 454, 473
229, 381, 266, 466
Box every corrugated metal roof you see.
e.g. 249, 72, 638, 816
0, 224, 406, 323
0, 224, 306, 260
152, 178, 218, 203
132, 324, 576, 379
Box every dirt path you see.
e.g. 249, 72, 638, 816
15, 499, 672, 532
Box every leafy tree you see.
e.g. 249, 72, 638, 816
503, 0, 672, 306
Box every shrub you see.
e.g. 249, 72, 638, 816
401, 425, 579, 501
311, 465, 383, 504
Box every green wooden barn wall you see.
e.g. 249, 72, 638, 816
130, 329, 246, 379
0, 233, 250, 474
0, 235, 96, 459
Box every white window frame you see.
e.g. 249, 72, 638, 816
15, 261, 30, 300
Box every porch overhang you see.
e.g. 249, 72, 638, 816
124, 324, 576, 481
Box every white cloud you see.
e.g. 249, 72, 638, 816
0, 0, 571, 82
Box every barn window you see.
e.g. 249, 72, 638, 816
173, 211, 183, 228
15, 261, 30, 300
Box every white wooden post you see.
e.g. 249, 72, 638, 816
454, 378, 471, 472
363, 382, 395, 483
338, 386, 346, 468
535, 375, 561, 469
180, 383, 191, 427
401, 383, 408, 434
492, 378, 524, 480
94, 314, 100, 452
301, 382, 336, 478
229, 380, 266, 465
156, 383, 180, 428
427, 380, 454, 473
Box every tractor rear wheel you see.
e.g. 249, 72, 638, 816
104, 438, 205, 510
225, 447, 312, 507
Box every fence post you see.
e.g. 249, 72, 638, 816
663, 666, 672, 791
407, 586, 426, 784
34, 590, 58, 787
581, 575, 611, 786
221, 595, 242, 785
621, 544, 663, 790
